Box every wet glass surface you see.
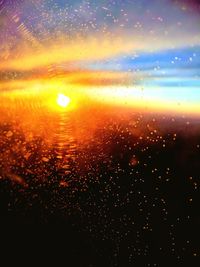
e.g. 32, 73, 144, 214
1, 0, 200, 265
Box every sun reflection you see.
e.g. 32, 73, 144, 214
57, 93, 71, 108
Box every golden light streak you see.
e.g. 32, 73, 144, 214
0, 65, 199, 117
82, 85, 200, 115
0, 78, 199, 116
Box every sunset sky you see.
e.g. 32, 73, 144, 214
0, 0, 200, 114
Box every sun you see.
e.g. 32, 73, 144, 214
57, 93, 71, 108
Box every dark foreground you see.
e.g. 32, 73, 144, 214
0, 105, 199, 266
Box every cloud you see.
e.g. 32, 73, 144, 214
1, 31, 200, 73
0, 36, 135, 71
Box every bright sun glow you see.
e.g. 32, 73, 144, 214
57, 93, 70, 108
